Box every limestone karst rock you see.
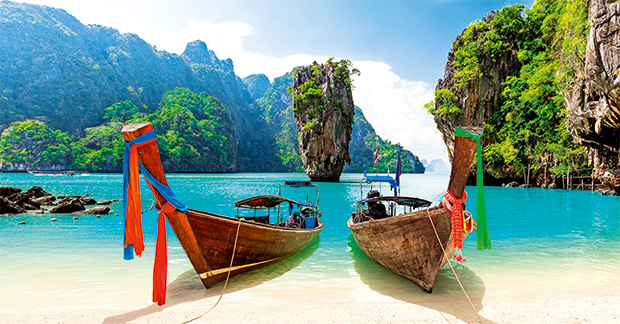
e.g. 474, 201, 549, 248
433, 11, 521, 162
566, 0, 620, 191
292, 60, 357, 182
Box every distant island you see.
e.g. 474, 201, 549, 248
420, 159, 449, 174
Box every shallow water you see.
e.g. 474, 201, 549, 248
1, 172, 619, 307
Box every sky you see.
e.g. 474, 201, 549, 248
20, 0, 535, 164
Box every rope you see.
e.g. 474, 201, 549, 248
426, 208, 484, 324
181, 218, 243, 324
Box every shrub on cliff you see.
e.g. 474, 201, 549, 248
0, 120, 73, 170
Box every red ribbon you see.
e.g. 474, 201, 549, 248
153, 202, 176, 306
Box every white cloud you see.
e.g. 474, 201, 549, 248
149, 18, 448, 163
351, 62, 448, 163
154, 19, 254, 58
149, 19, 329, 81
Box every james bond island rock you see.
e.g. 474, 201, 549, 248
291, 59, 359, 182
567, 0, 620, 192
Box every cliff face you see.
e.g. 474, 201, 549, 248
434, 11, 521, 161
242, 74, 271, 100
567, 0, 620, 189
0, 2, 279, 172
292, 61, 355, 182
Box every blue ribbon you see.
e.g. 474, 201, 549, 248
123, 130, 187, 260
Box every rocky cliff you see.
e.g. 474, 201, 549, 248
0, 1, 281, 172
292, 60, 356, 181
433, 10, 521, 162
431, 3, 619, 191
243, 74, 271, 100
567, 0, 620, 190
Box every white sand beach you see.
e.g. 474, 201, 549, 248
2, 262, 619, 324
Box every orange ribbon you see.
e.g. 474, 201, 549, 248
124, 137, 156, 257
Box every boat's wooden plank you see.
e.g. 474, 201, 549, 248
187, 211, 321, 269
448, 135, 478, 198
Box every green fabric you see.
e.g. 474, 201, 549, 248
454, 127, 491, 250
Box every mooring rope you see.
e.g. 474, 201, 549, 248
426, 208, 484, 324
181, 218, 243, 324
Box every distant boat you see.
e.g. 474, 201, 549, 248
121, 123, 323, 290
347, 127, 481, 293
27, 169, 75, 176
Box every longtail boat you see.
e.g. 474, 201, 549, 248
347, 127, 488, 293
121, 123, 323, 305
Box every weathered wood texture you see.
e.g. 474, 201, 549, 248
348, 206, 470, 292
122, 123, 322, 288
187, 209, 322, 287
348, 130, 478, 292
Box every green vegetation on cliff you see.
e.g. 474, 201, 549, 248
258, 71, 303, 171
148, 88, 237, 172
0, 120, 73, 169
0, 89, 237, 172
289, 58, 360, 130
433, 1, 589, 182
72, 122, 126, 172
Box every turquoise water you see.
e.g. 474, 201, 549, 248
1, 172, 619, 307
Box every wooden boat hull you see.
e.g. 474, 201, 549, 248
185, 209, 323, 288
121, 123, 322, 289
348, 206, 472, 292
347, 128, 481, 292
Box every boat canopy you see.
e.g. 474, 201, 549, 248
234, 194, 315, 209
357, 196, 432, 209
363, 168, 398, 195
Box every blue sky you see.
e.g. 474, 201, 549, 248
21, 0, 535, 163
195, 0, 530, 84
